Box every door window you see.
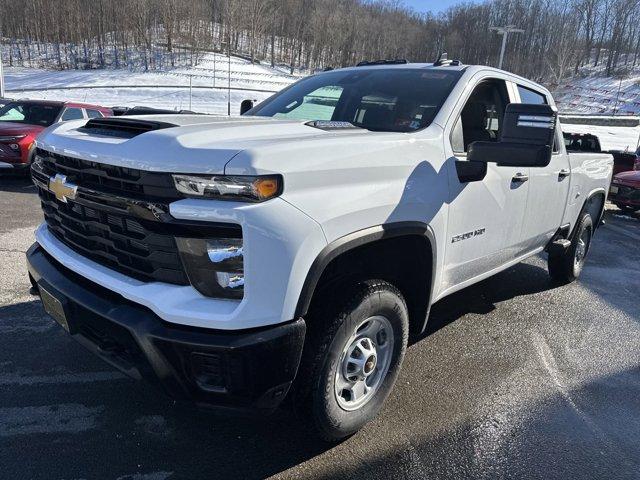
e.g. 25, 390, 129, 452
517, 85, 547, 104
452, 79, 510, 153
60, 108, 84, 121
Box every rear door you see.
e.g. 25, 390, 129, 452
442, 76, 530, 291
515, 85, 571, 247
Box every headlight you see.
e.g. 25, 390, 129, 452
173, 174, 282, 202
176, 237, 244, 299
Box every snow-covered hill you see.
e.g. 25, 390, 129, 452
554, 75, 640, 116
3, 53, 298, 114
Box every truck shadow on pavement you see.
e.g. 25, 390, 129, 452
422, 261, 556, 342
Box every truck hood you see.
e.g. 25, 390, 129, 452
0, 122, 45, 137
36, 115, 370, 174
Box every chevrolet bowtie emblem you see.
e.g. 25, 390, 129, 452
48, 174, 78, 203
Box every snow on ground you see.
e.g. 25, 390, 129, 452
3, 53, 297, 115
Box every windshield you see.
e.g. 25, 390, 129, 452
248, 68, 462, 132
0, 102, 62, 127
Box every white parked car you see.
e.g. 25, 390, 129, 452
27, 61, 613, 440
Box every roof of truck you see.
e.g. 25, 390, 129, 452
326, 63, 551, 97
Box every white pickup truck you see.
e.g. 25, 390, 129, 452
27, 61, 613, 440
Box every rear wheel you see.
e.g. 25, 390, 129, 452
295, 279, 409, 441
548, 213, 593, 283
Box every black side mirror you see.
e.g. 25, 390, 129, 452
468, 103, 557, 168
240, 99, 254, 115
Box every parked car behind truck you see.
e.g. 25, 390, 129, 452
0, 100, 112, 174
27, 61, 613, 440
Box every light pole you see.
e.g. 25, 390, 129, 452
490, 26, 524, 70
221, 40, 231, 116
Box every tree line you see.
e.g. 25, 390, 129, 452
1, 0, 640, 86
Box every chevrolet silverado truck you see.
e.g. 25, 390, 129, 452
26, 61, 613, 441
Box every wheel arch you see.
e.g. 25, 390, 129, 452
295, 222, 437, 337
573, 188, 606, 238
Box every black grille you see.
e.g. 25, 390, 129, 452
39, 188, 189, 285
190, 352, 227, 391
35, 148, 179, 200
33, 150, 242, 287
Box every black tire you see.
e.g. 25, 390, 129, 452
294, 279, 409, 442
548, 213, 593, 283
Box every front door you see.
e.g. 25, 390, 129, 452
442, 78, 530, 292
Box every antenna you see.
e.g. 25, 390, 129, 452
433, 52, 461, 67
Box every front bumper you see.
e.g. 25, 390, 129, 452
27, 242, 306, 412
0, 160, 30, 172
609, 183, 640, 207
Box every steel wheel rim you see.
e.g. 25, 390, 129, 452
334, 315, 394, 411
574, 229, 590, 269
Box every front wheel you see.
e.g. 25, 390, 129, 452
295, 280, 409, 441
548, 213, 593, 283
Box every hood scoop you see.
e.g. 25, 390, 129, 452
78, 117, 178, 139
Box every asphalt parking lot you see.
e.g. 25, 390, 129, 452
1, 175, 639, 480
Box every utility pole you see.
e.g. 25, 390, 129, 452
490, 26, 524, 70
612, 77, 623, 116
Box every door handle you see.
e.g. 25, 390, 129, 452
512, 172, 529, 183
558, 169, 571, 178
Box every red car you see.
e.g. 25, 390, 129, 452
609, 170, 640, 213
0, 100, 112, 174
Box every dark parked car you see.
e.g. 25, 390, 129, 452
0, 100, 112, 174
609, 170, 640, 213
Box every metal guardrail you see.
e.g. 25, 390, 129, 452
559, 114, 640, 127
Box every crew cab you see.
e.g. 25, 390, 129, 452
0, 100, 112, 174
26, 62, 613, 441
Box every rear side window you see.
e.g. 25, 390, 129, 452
518, 85, 547, 105
86, 109, 103, 119
517, 84, 559, 152
61, 108, 84, 121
